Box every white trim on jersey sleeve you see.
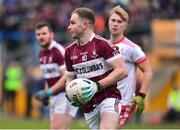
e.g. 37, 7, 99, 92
132, 47, 146, 63
65, 70, 76, 76
55, 43, 65, 55
106, 54, 122, 63
50, 40, 65, 55
123, 37, 146, 63
59, 64, 65, 70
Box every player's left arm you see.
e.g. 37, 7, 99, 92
98, 56, 128, 88
132, 59, 153, 114
49, 47, 66, 94
49, 66, 66, 94
137, 59, 153, 94
34, 67, 66, 102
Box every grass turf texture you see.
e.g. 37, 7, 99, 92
0, 117, 180, 129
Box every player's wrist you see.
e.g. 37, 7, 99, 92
138, 92, 146, 98
46, 89, 53, 96
95, 81, 102, 91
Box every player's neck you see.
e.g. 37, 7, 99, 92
78, 29, 94, 46
111, 34, 124, 44
41, 41, 52, 50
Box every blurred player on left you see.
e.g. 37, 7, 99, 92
34, 21, 78, 129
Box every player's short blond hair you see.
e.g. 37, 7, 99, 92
109, 5, 129, 23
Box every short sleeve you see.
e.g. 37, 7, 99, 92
64, 48, 76, 76
131, 46, 147, 64
100, 40, 122, 63
55, 49, 65, 66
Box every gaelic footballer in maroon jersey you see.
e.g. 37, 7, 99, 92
39, 41, 65, 91
65, 7, 127, 129
65, 35, 120, 79
34, 21, 78, 129
65, 34, 122, 112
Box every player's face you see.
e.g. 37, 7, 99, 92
35, 26, 53, 48
108, 13, 127, 36
67, 13, 84, 39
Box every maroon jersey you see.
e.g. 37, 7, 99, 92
65, 34, 122, 112
39, 41, 65, 91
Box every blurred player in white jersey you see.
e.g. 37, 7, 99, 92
108, 6, 153, 128
65, 7, 127, 129
34, 21, 78, 129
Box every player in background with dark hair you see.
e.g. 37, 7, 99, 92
108, 5, 153, 128
34, 21, 78, 129
65, 7, 127, 129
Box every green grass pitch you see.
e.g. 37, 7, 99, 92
0, 116, 180, 129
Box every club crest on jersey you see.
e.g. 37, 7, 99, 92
112, 46, 120, 56
71, 55, 78, 60
92, 50, 98, 59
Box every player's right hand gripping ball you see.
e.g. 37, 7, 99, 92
80, 80, 100, 102
132, 93, 146, 115
66, 78, 100, 106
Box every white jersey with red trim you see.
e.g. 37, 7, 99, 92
114, 36, 147, 105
